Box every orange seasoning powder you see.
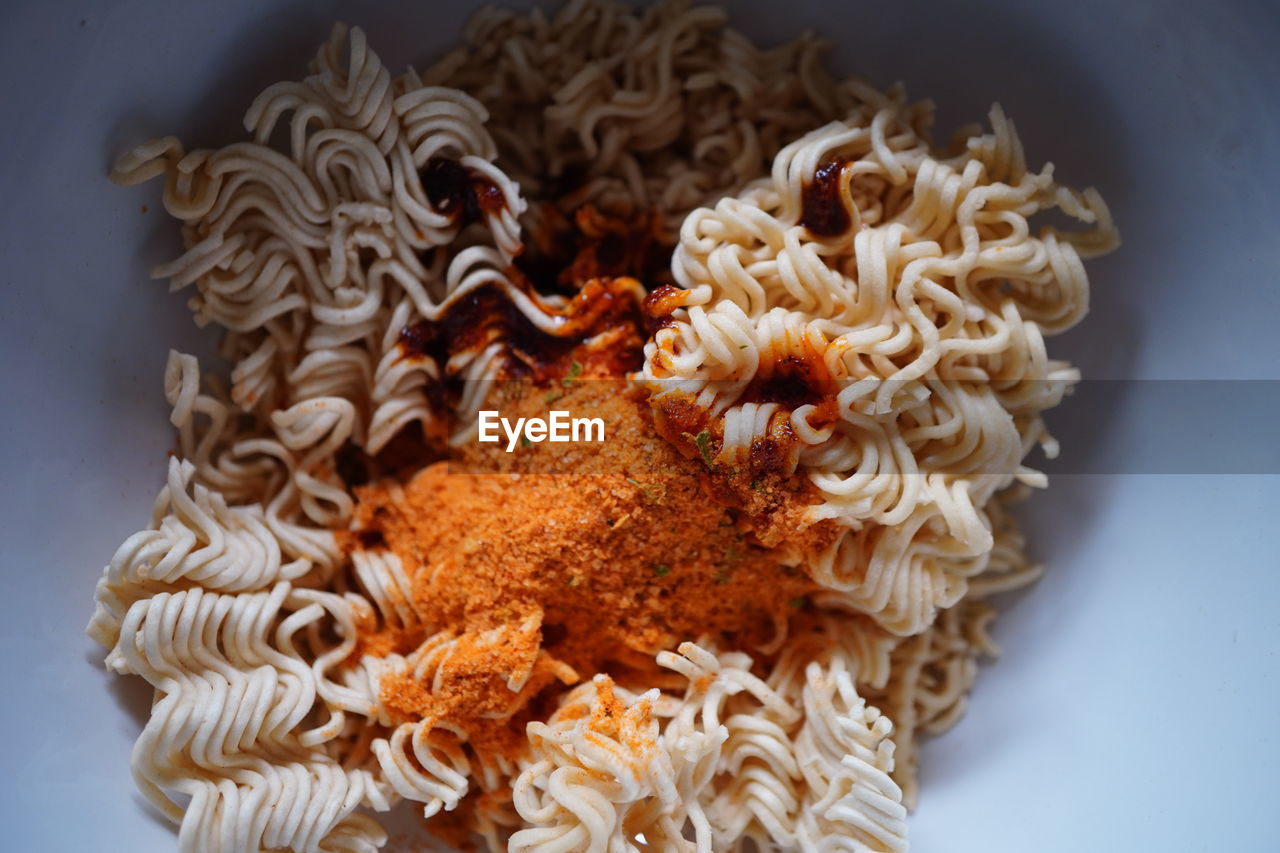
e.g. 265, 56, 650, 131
339, 377, 824, 768
327, 204, 840, 848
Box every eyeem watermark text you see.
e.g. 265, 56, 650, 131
478, 410, 606, 452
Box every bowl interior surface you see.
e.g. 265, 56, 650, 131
1, 0, 1277, 849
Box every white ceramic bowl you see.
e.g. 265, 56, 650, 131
2, 1, 1277, 850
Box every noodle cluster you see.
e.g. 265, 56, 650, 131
90, 2, 1116, 850
641, 97, 1115, 635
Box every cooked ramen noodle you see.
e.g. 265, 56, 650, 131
89, 1, 1117, 850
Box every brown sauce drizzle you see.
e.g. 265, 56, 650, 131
391, 176, 687, 462
395, 201, 673, 421
651, 347, 845, 480
642, 283, 686, 330
355, 528, 387, 550
399, 277, 647, 398
748, 419, 799, 475
800, 158, 851, 238
740, 353, 836, 409
422, 156, 506, 226
648, 391, 712, 451
334, 422, 443, 495
514, 204, 673, 297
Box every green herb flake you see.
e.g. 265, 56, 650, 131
520, 435, 532, 448
694, 430, 715, 467
652, 563, 672, 577
738, 343, 749, 349
714, 572, 731, 585
561, 361, 583, 386
544, 390, 563, 405
722, 546, 743, 564
749, 479, 765, 493
788, 597, 808, 608
626, 477, 666, 503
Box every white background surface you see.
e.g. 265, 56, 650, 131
1, 1, 1278, 850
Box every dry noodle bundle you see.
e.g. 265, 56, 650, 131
90, 2, 1116, 851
